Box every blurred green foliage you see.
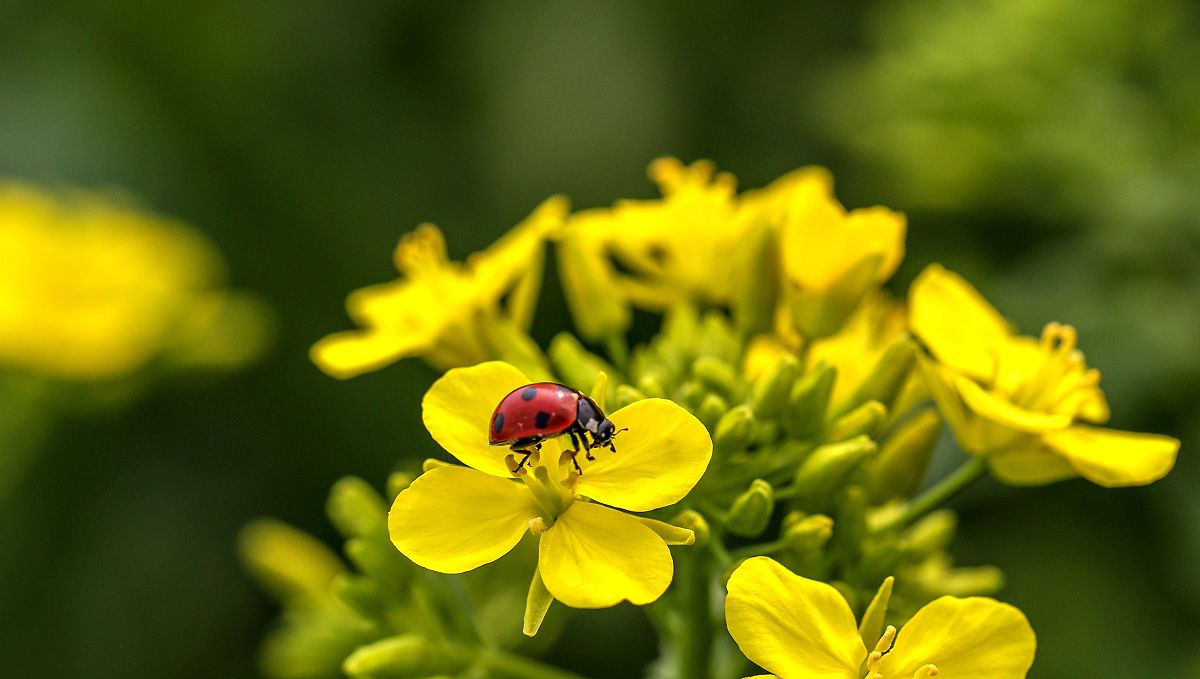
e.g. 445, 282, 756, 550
0, 1, 1194, 677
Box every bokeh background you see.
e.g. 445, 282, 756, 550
2, 1, 1197, 676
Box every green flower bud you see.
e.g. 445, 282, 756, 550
386, 471, 414, 500
783, 362, 836, 440
790, 435, 877, 509
726, 479, 776, 537
669, 509, 712, 547
345, 537, 409, 585
698, 392, 729, 431
327, 476, 389, 540
782, 513, 834, 554
548, 332, 620, 393
714, 405, 757, 455
692, 355, 739, 396
239, 519, 342, 603
749, 354, 800, 420
332, 573, 385, 619
731, 219, 781, 338
830, 486, 868, 564
843, 336, 917, 415
865, 409, 941, 503
827, 400, 887, 442
903, 510, 957, 557
343, 634, 461, 678
698, 311, 741, 362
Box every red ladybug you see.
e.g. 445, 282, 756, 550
489, 382, 625, 474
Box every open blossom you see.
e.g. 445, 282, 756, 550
725, 556, 1036, 679
388, 361, 711, 616
311, 197, 566, 377
0, 182, 266, 380
909, 264, 1179, 487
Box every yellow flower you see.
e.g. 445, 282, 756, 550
807, 294, 910, 409
725, 556, 1036, 679
388, 361, 711, 613
311, 197, 566, 378
909, 264, 1179, 487
0, 182, 267, 380
768, 170, 905, 339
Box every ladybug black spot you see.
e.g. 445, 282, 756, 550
535, 411, 551, 429
492, 412, 505, 434
521, 386, 538, 401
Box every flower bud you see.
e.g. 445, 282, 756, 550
866, 409, 941, 502
239, 519, 341, 603
903, 510, 957, 557
698, 392, 729, 431
613, 384, 646, 410
726, 479, 776, 537
697, 311, 741, 363
636, 374, 667, 399
749, 353, 800, 420
843, 336, 917, 415
343, 634, 461, 678
556, 223, 631, 342
692, 355, 739, 396
791, 436, 877, 509
331, 572, 385, 619
783, 362, 836, 440
422, 458, 452, 473
782, 513, 833, 554
715, 405, 757, 456
327, 476, 388, 540
828, 400, 887, 441
830, 486, 868, 563
386, 471, 414, 500
345, 537, 409, 584
669, 509, 711, 547
548, 332, 620, 394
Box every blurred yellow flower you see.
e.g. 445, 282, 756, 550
910, 264, 1179, 487
725, 556, 1035, 679
772, 173, 906, 339
807, 294, 910, 409
0, 182, 267, 380
388, 361, 710, 614
311, 197, 566, 377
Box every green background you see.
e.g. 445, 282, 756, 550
1, 1, 1196, 677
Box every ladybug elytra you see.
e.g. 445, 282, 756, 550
489, 382, 626, 474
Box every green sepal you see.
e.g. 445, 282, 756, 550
327, 476, 389, 540
858, 576, 895, 649
749, 354, 800, 420
790, 436, 877, 510
783, 362, 835, 440
523, 567, 555, 637
827, 400, 887, 442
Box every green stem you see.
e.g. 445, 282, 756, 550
875, 456, 988, 534
676, 549, 713, 679
474, 648, 590, 679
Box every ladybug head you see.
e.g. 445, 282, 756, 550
590, 419, 628, 453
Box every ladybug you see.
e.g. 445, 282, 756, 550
489, 382, 626, 475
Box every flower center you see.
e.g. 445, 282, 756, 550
862, 626, 938, 679
514, 448, 579, 534
1002, 322, 1101, 417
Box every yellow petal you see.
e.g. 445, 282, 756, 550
879, 596, 1035, 679
987, 445, 1078, 486
389, 466, 537, 574
422, 361, 531, 477
310, 329, 430, 380
725, 557, 865, 679
538, 502, 672, 608
909, 265, 1012, 381
574, 399, 713, 512
955, 376, 1072, 433
1043, 426, 1179, 487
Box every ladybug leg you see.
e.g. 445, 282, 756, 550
566, 429, 586, 474
508, 439, 541, 475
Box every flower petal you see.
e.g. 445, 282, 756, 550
574, 399, 712, 512
389, 466, 537, 573
310, 329, 430, 380
538, 502, 672, 608
725, 557, 865, 679
909, 264, 1012, 381
1043, 426, 1179, 487
879, 596, 1035, 679
987, 445, 1078, 486
422, 361, 532, 477
955, 376, 1072, 433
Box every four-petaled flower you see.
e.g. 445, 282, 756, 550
909, 264, 1179, 487
388, 361, 712, 614
725, 556, 1036, 679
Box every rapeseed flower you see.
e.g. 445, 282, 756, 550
312, 197, 566, 378
0, 182, 266, 380
388, 361, 711, 618
725, 556, 1035, 679
909, 264, 1179, 487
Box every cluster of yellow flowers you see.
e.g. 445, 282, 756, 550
248, 159, 1179, 679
